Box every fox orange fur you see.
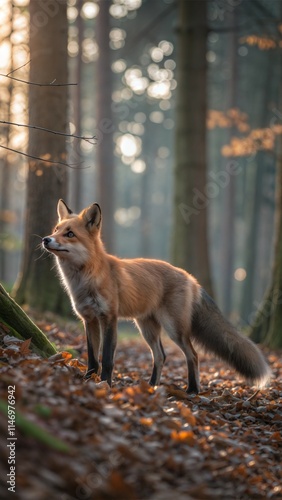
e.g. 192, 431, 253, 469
42, 200, 271, 392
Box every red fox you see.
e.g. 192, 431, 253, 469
42, 200, 271, 392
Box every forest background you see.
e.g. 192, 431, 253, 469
0, 0, 282, 339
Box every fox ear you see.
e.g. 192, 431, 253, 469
83, 203, 102, 230
57, 199, 73, 221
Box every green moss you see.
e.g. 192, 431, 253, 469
0, 284, 57, 357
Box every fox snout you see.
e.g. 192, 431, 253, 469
42, 235, 70, 255
42, 237, 52, 248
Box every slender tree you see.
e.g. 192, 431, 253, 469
240, 50, 275, 323
0, 1, 13, 283
13, 0, 69, 313
250, 133, 282, 348
250, 87, 282, 348
220, 10, 237, 316
172, 0, 213, 295
250, 0, 282, 348
95, 0, 115, 252
71, 0, 83, 213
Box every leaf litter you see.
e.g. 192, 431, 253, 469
0, 320, 281, 500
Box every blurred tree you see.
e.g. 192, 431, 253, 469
250, 61, 282, 349
13, 0, 70, 313
220, 9, 237, 316
172, 0, 213, 295
72, 0, 83, 213
250, 138, 282, 348
240, 52, 275, 323
0, 1, 13, 283
96, 0, 115, 252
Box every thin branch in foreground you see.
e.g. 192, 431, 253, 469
6, 60, 31, 77
0, 73, 77, 87
0, 144, 89, 170
0, 120, 96, 145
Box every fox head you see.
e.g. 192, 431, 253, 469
42, 199, 102, 266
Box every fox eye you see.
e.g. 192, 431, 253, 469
65, 230, 75, 238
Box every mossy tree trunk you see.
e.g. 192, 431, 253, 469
0, 283, 57, 357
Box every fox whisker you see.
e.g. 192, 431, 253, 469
34, 253, 47, 262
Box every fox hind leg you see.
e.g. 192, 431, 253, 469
172, 335, 199, 393
185, 339, 200, 393
135, 316, 166, 386
160, 315, 200, 393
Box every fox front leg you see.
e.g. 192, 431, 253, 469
84, 318, 101, 379
100, 317, 118, 387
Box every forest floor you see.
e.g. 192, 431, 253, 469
0, 316, 281, 500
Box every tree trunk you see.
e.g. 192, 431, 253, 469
0, 283, 56, 357
250, 45, 282, 348
240, 49, 273, 323
241, 155, 265, 323
250, 131, 282, 348
96, 0, 115, 252
172, 0, 213, 296
71, 0, 83, 213
0, 2, 13, 283
13, 0, 70, 314
220, 10, 237, 316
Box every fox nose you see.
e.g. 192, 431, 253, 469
42, 237, 52, 247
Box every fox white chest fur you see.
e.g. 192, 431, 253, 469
57, 259, 109, 322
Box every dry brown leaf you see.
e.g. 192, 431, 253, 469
19, 338, 32, 355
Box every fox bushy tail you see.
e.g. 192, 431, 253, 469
191, 289, 271, 388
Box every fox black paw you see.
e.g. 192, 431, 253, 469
187, 386, 199, 394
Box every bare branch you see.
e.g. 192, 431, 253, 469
0, 144, 89, 170
0, 120, 96, 145
6, 60, 31, 77
0, 73, 77, 87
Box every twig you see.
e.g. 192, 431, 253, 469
0, 73, 77, 87
246, 389, 260, 401
0, 144, 89, 170
0, 120, 96, 145
6, 60, 31, 77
